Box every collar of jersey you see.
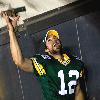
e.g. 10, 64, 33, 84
53, 53, 71, 66
57, 54, 70, 62
61, 54, 71, 65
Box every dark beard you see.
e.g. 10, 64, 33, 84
49, 47, 62, 55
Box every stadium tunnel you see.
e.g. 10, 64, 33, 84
0, 0, 100, 100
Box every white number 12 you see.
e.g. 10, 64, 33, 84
58, 70, 79, 95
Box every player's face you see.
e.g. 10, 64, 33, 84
45, 35, 62, 54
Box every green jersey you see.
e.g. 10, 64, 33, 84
31, 53, 85, 100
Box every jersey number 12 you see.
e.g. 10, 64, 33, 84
58, 70, 79, 95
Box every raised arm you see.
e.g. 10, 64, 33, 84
2, 12, 33, 72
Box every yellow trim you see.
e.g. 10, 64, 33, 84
80, 70, 83, 78
30, 58, 46, 76
63, 54, 70, 60
39, 64, 46, 75
63, 54, 71, 65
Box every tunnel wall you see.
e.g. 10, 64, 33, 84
0, 11, 100, 100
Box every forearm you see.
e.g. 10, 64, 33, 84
9, 30, 25, 66
75, 81, 85, 100
75, 89, 84, 100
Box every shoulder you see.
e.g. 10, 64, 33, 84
30, 54, 51, 63
71, 55, 83, 63
71, 55, 85, 69
33, 54, 51, 59
40, 54, 51, 59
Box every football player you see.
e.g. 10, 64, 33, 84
2, 12, 87, 100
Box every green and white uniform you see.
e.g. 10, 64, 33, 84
31, 53, 85, 100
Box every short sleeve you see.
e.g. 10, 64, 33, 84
30, 55, 46, 76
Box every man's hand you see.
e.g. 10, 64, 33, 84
1, 11, 33, 72
1, 11, 20, 31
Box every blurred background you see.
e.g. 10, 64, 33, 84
0, 0, 100, 100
